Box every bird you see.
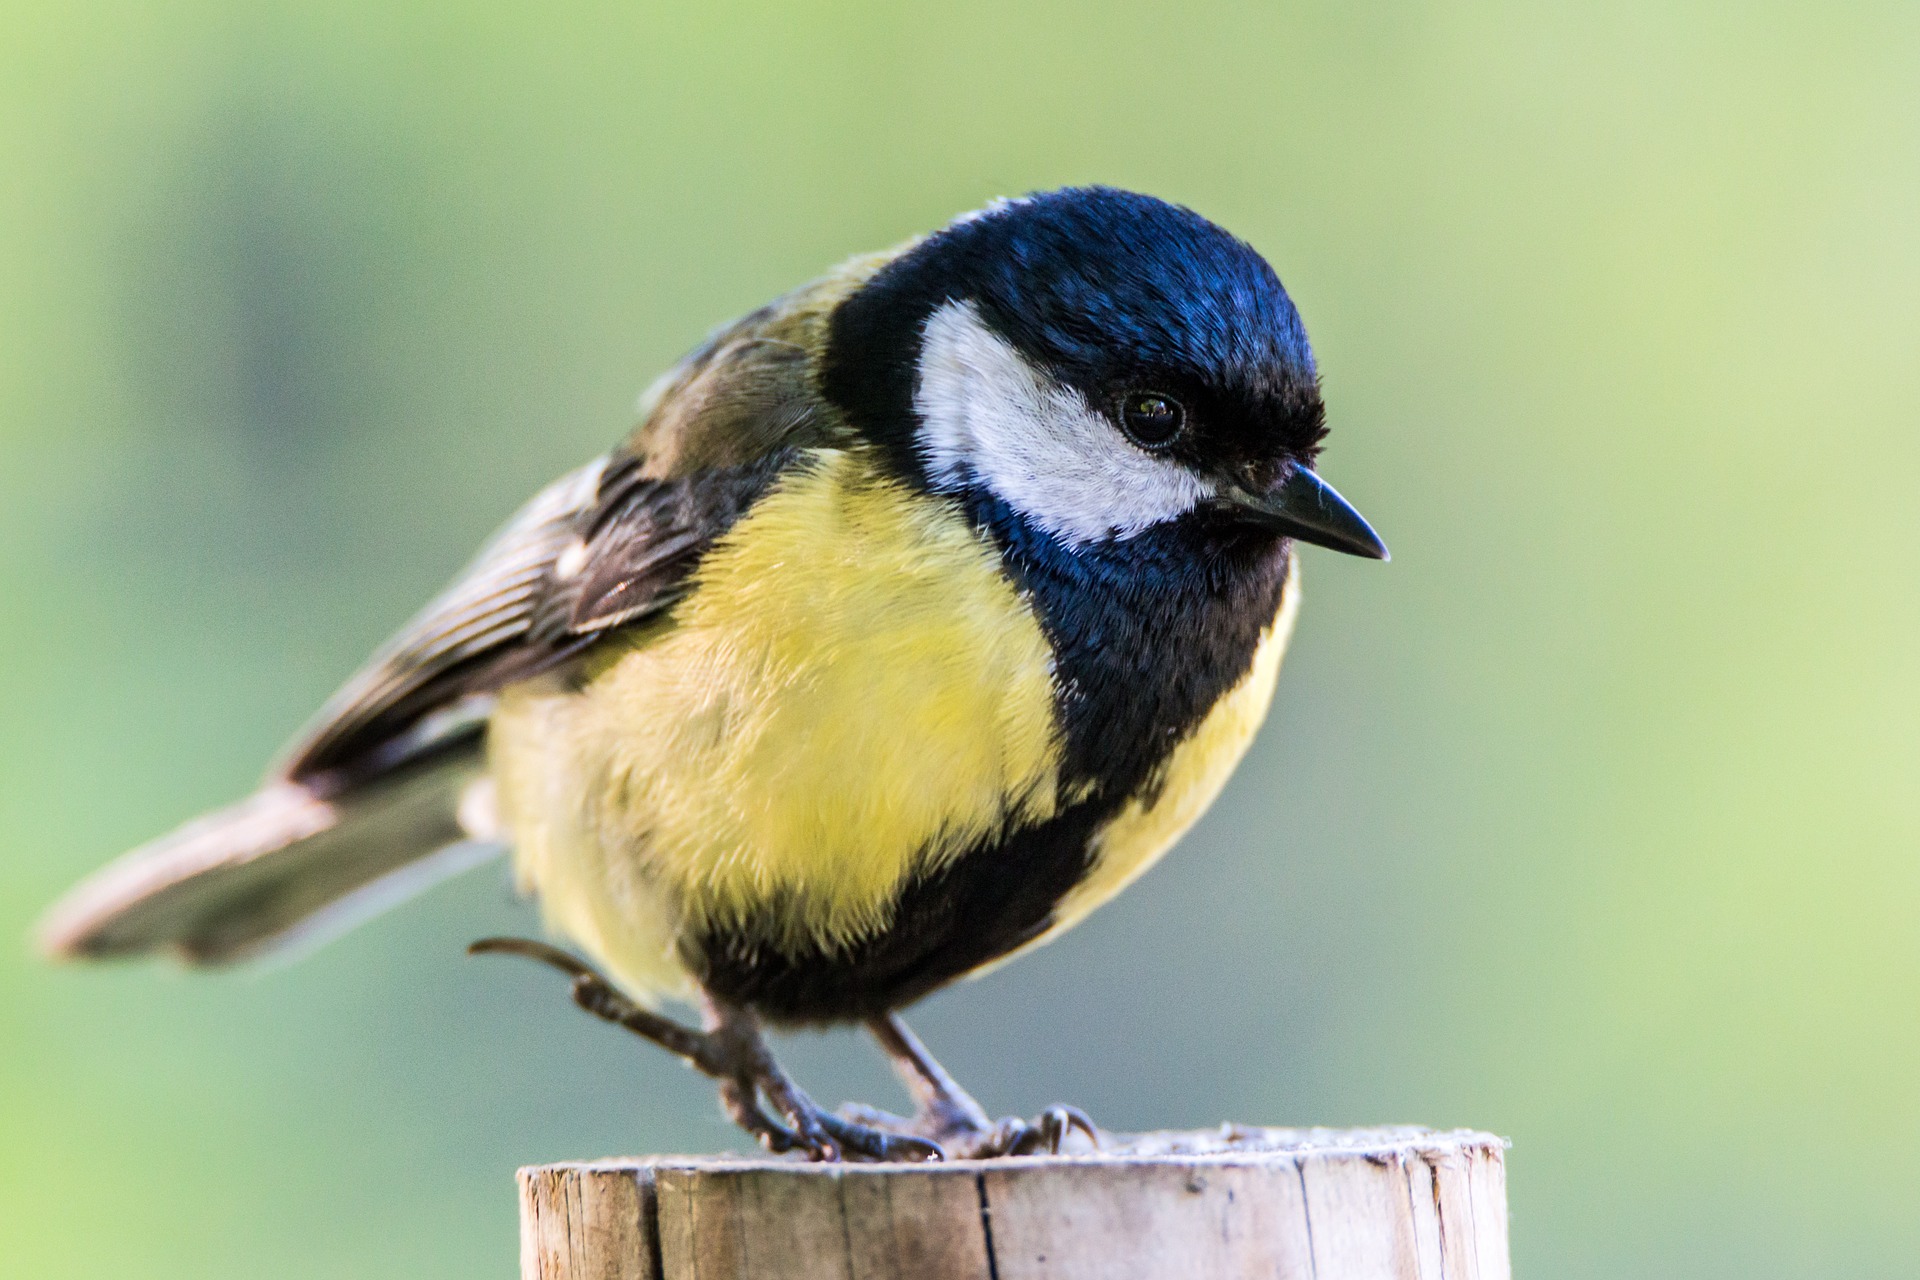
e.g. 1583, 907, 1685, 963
39, 186, 1387, 1162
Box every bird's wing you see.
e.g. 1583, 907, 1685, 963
277, 295, 848, 784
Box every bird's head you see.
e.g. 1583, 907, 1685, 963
823, 186, 1387, 560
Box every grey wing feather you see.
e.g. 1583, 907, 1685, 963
563, 445, 801, 635
275, 458, 608, 780
38, 756, 489, 964
277, 297, 844, 783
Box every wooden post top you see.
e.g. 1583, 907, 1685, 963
519, 1125, 1510, 1280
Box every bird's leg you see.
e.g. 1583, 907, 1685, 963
468, 938, 940, 1163
863, 1012, 992, 1141
861, 1013, 1101, 1158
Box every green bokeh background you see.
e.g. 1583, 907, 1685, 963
4, 3, 1917, 1275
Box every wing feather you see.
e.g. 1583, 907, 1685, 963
275, 458, 607, 780
274, 281, 854, 784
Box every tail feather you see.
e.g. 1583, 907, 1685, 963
38, 750, 496, 965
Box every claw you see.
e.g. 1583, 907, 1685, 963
789, 1123, 828, 1157
720, 1077, 799, 1155
1046, 1105, 1100, 1150
969, 1107, 1101, 1157
979, 1118, 1033, 1158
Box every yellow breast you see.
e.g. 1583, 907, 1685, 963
489, 447, 1062, 999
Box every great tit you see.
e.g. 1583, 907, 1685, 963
41, 187, 1387, 1161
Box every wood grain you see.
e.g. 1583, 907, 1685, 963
518, 1126, 1509, 1280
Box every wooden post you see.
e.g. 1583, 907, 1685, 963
518, 1125, 1509, 1279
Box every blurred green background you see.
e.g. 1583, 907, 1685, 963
4, 2, 1917, 1275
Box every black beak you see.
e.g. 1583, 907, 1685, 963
1214, 467, 1390, 561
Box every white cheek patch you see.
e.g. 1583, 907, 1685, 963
912, 300, 1210, 546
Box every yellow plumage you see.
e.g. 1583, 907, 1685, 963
495, 442, 1303, 1005
491, 446, 1063, 1001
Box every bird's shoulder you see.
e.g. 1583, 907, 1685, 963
277, 255, 901, 783
619, 251, 898, 477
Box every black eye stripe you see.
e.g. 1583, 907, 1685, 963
1119, 391, 1185, 448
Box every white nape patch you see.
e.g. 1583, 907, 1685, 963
946, 195, 1030, 229
913, 300, 1210, 546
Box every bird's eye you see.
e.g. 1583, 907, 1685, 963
1120, 392, 1185, 448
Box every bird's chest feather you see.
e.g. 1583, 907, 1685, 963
691, 497, 1297, 1021
494, 448, 1297, 1013
497, 448, 1064, 969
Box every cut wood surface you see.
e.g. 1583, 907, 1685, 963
519, 1125, 1509, 1280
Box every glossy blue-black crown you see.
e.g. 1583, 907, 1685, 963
943, 188, 1315, 398
825, 186, 1326, 481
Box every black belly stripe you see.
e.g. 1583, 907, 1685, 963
977, 495, 1292, 802
691, 804, 1108, 1023
692, 497, 1292, 1024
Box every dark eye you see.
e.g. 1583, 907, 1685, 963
1120, 391, 1185, 448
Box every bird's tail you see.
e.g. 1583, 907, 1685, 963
37, 745, 500, 966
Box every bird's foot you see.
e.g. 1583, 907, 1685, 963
961, 1105, 1101, 1158
468, 937, 940, 1164
854, 1012, 1099, 1158
720, 1079, 944, 1163
835, 1100, 1099, 1158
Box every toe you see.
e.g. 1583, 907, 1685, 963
820, 1112, 944, 1163
834, 1101, 916, 1131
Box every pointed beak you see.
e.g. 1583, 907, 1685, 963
1214, 466, 1390, 561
